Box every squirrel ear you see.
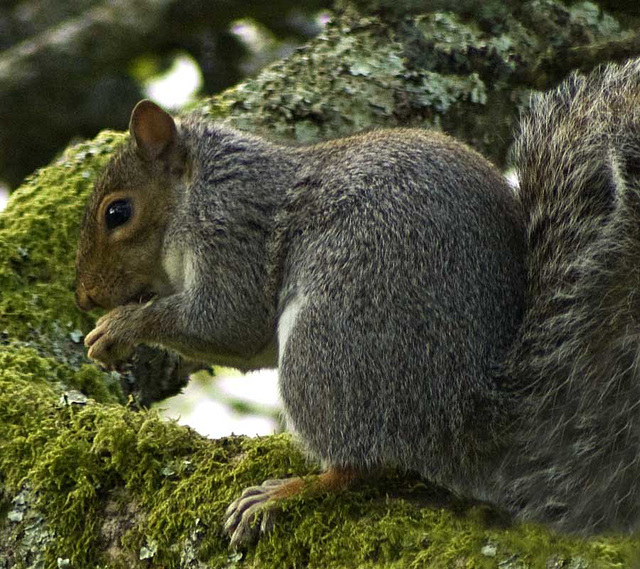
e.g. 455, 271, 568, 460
129, 100, 177, 161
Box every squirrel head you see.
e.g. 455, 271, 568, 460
75, 100, 188, 311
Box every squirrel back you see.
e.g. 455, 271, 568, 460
495, 60, 640, 533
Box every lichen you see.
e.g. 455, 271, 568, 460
188, 5, 626, 168
194, 11, 528, 166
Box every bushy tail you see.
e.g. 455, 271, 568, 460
496, 59, 640, 533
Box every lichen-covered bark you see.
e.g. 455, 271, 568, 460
200, 2, 637, 168
1, 3, 639, 567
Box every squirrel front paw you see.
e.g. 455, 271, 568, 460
84, 306, 140, 369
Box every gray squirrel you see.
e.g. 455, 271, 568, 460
75, 59, 640, 546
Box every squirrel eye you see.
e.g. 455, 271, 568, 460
105, 199, 133, 230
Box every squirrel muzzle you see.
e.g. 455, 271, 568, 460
75, 286, 98, 312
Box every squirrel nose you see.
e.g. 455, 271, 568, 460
75, 289, 97, 312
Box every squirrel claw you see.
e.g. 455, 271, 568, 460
87, 337, 133, 369
224, 479, 288, 548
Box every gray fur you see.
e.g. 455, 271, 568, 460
493, 59, 640, 533
274, 130, 525, 495
166, 124, 527, 496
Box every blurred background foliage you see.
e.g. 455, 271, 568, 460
0, 0, 331, 191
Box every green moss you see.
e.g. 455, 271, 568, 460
1, 355, 638, 567
0, 344, 122, 404
1, 364, 315, 568
0, 131, 126, 342
245, 483, 638, 569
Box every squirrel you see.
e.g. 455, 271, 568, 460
74, 58, 640, 546
75, 98, 525, 545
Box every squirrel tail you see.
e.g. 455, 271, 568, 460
496, 59, 640, 533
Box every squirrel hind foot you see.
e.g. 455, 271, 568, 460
224, 467, 356, 548
224, 480, 283, 548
